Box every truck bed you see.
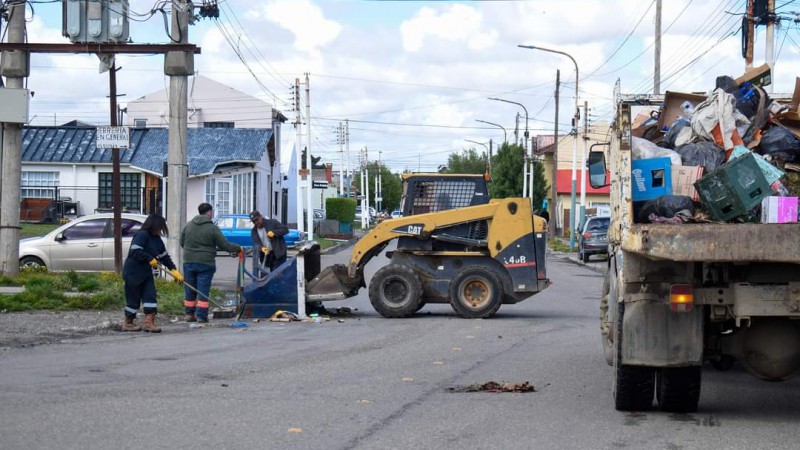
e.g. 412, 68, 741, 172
621, 223, 800, 263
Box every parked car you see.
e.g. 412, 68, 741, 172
577, 215, 610, 262
18, 213, 147, 272
214, 214, 302, 249
391, 209, 402, 219
354, 206, 376, 224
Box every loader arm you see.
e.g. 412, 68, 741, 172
348, 200, 508, 277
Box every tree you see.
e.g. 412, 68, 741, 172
489, 142, 549, 212
444, 148, 488, 174
300, 147, 325, 169
353, 162, 402, 212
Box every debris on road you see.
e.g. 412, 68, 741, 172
449, 381, 535, 393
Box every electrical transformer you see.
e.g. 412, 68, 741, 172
62, 0, 130, 44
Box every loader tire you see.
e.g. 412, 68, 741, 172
449, 266, 503, 319
656, 366, 701, 413
369, 264, 423, 318
613, 301, 655, 411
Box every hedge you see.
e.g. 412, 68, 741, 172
326, 198, 357, 224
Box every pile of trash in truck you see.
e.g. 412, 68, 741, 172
630, 64, 800, 224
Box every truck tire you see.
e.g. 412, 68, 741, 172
613, 301, 655, 411
369, 264, 423, 318
656, 367, 701, 413
600, 269, 613, 366
449, 266, 503, 319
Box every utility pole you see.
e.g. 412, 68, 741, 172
378, 151, 382, 212
0, 0, 27, 275
579, 100, 588, 230
765, 0, 775, 94
165, 0, 191, 270
654, 0, 662, 94
550, 70, 560, 239
514, 112, 520, 145
294, 78, 303, 229
345, 118, 350, 198
746, 0, 755, 69
337, 122, 344, 196
305, 73, 312, 237
109, 63, 123, 274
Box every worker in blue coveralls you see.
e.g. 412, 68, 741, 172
122, 213, 183, 333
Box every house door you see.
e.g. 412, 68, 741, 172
215, 179, 231, 216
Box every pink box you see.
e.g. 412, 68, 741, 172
760, 197, 799, 223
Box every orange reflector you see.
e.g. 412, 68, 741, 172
670, 284, 694, 312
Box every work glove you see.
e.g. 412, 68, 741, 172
149, 258, 158, 268
170, 269, 184, 284
261, 246, 271, 254
267, 231, 275, 239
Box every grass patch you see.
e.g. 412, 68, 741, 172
315, 238, 341, 250
0, 270, 204, 314
548, 238, 573, 253
20, 223, 61, 238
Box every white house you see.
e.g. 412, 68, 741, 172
123, 75, 287, 221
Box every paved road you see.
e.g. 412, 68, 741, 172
1, 248, 799, 450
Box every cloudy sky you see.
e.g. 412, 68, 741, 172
11, 0, 800, 173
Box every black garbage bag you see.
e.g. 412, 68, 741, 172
715, 75, 738, 94
635, 195, 696, 224
664, 118, 692, 149
674, 142, 726, 171
757, 126, 800, 163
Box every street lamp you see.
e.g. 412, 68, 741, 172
475, 119, 507, 144
487, 97, 532, 201
465, 139, 492, 175
518, 44, 580, 251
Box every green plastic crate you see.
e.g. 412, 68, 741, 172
694, 152, 772, 221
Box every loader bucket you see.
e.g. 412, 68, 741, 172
306, 264, 363, 301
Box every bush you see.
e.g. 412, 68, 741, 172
326, 198, 357, 224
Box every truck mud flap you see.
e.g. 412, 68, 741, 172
622, 300, 704, 367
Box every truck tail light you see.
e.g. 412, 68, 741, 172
670, 284, 694, 312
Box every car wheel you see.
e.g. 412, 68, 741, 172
582, 251, 590, 263
20, 256, 46, 271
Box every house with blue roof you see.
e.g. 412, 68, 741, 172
20, 76, 290, 222
21, 125, 281, 221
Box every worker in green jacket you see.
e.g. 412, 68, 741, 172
180, 203, 242, 323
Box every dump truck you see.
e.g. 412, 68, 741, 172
305, 173, 550, 318
589, 95, 800, 413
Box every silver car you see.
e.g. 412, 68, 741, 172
19, 213, 147, 272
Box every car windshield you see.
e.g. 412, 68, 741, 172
587, 218, 610, 232
216, 218, 235, 229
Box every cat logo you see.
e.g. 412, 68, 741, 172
392, 223, 424, 236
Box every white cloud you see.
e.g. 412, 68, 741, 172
262, 0, 341, 53
401, 4, 497, 52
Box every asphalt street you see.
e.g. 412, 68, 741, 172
1, 246, 799, 450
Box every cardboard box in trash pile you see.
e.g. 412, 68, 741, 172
672, 166, 704, 202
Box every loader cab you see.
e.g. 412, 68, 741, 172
400, 173, 490, 217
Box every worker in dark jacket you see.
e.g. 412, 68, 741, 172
122, 213, 183, 333
180, 203, 242, 323
249, 210, 289, 270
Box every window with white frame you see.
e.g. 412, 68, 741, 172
21, 171, 59, 199
205, 173, 254, 216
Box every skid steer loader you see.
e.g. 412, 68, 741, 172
306, 173, 550, 318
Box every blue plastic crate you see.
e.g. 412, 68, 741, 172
631, 157, 673, 201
